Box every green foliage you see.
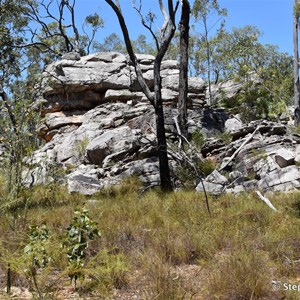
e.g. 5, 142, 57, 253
217, 27, 293, 120
294, 2, 300, 19
64, 207, 100, 285
215, 131, 232, 145
292, 124, 300, 135
174, 129, 217, 187
191, 128, 206, 148
93, 32, 156, 55
24, 224, 51, 269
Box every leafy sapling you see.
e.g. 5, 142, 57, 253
64, 206, 100, 288
24, 224, 51, 297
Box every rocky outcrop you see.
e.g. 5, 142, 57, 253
27, 52, 211, 194
196, 119, 300, 194
26, 51, 300, 195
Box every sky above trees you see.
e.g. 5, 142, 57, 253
72, 0, 293, 55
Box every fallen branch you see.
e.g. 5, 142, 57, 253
255, 190, 277, 212
218, 126, 261, 171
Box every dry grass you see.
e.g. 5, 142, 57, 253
0, 178, 300, 298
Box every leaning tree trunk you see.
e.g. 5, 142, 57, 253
294, 0, 300, 125
178, 0, 190, 139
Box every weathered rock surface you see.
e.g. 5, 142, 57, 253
27, 52, 211, 194
25, 52, 300, 195
196, 170, 228, 195
198, 119, 300, 194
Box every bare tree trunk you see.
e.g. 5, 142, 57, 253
154, 63, 172, 191
203, 17, 212, 106
294, 0, 300, 125
178, 0, 190, 139
105, 0, 178, 191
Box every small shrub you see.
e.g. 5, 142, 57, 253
292, 124, 300, 135
64, 206, 100, 287
191, 129, 205, 148
215, 131, 232, 145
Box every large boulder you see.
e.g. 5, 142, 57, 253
86, 126, 141, 166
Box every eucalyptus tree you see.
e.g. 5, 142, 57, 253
104, 0, 183, 191
178, 0, 190, 138
192, 0, 227, 104
294, 0, 300, 125
0, 0, 40, 193
22, 0, 103, 61
215, 26, 293, 121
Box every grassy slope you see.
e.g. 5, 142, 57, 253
1, 177, 300, 299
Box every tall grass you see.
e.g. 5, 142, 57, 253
0, 178, 300, 298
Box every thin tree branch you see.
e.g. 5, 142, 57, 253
105, 0, 154, 105
132, 0, 160, 51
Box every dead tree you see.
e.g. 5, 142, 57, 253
105, 0, 180, 191
178, 0, 190, 139
294, 0, 300, 125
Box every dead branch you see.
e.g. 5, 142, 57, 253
255, 190, 277, 212
218, 126, 261, 171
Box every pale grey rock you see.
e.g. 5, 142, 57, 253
68, 174, 102, 195
104, 89, 143, 102
225, 117, 243, 133
206, 169, 228, 185
54, 126, 103, 164
86, 126, 140, 165
272, 181, 300, 192
22, 166, 48, 187
253, 157, 279, 178
161, 89, 178, 102
162, 75, 205, 93
161, 60, 178, 70
29, 52, 300, 195
196, 170, 228, 195
242, 180, 258, 190
160, 68, 180, 77
80, 52, 125, 63
208, 79, 243, 105
258, 166, 300, 190
67, 165, 104, 195
274, 148, 295, 168
295, 144, 300, 164
135, 53, 155, 63
61, 51, 81, 61
229, 171, 243, 182
232, 185, 245, 194
196, 181, 224, 195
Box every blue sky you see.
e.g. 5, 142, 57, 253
75, 0, 293, 55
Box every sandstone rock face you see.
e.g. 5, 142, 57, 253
196, 170, 228, 195
198, 120, 300, 194
27, 52, 210, 194
26, 52, 300, 195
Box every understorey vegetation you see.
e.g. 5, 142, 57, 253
0, 1, 298, 299
0, 176, 298, 299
